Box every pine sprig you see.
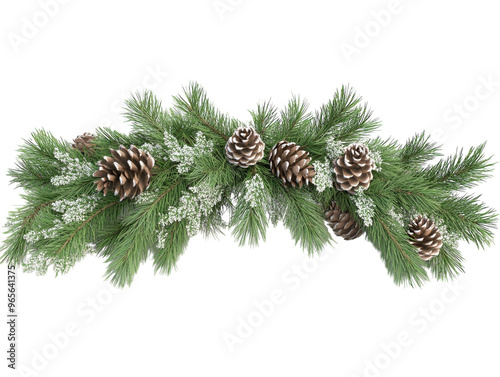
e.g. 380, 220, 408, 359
313, 86, 380, 143
399, 131, 441, 167
278, 96, 312, 142
249, 100, 280, 140
428, 242, 465, 281
125, 90, 168, 139
173, 82, 233, 142
104, 180, 185, 286
438, 194, 496, 248
281, 188, 332, 255
9, 129, 74, 189
423, 143, 494, 191
366, 214, 428, 287
153, 220, 189, 275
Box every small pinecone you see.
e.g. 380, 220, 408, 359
407, 216, 443, 261
225, 126, 265, 167
72, 132, 96, 154
269, 141, 315, 188
325, 202, 363, 240
334, 143, 374, 194
93, 145, 155, 201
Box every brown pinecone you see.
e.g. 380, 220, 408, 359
325, 202, 363, 240
333, 143, 374, 194
93, 145, 155, 201
72, 132, 96, 154
225, 126, 265, 167
269, 141, 315, 188
407, 216, 443, 261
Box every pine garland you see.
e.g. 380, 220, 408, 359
1, 83, 496, 287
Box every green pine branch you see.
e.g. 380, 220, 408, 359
427, 242, 465, 281
104, 179, 185, 286
2, 84, 496, 287
438, 194, 496, 248
423, 143, 494, 191
366, 214, 428, 287
173, 82, 233, 142
399, 131, 442, 167
249, 100, 279, 141
125, 91, 168, 139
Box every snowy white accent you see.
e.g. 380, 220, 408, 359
325, 137, 346, 161
158, 181, 222, 241
351, 187, 376, 227
388, 207, 405, 227
22, 243, 95, 276
156, 228, 169, 249
243, 174, 265, 208
434, 218, 459, 248
369, 150, 383, 172
140, 143, 167, 160
164, 131, 214, 173
50, 149, 95, 186
52, 195, 101, 224
23, 219, 64, 245
313, 159, 334, 193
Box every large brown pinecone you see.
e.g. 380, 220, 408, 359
269, 141, 315, 188
325, 202, 363, 240
72, 132, 96, 154
94, 145, 155, 201
334, 143, 374, 194
407, 216, 443, 261
225, 126, 265, 167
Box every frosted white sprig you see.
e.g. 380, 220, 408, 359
50, 149, 95, 186
313, 159, 334, 193
135, 189, 161, 205
244, 174, 265, 208
388, 207, 405, 227
140, 143, 167, 160
22, 253, 50, 276
52, 195, 101, 224
23, 243, 95, 276
370, 150, 383, 172
325, 137, 345, 161
267, 198, 282, 227
164, 131, 213, 173
23, 219, 64, 244
156, 228, 169, 249
435, 218, 460, 248
158, 182, 222, 241
351, 187, 376, 227
52, 243, 96, 275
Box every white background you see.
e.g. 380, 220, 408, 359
1, 1, 499, 376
